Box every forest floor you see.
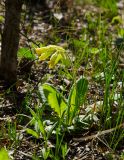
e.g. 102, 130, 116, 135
0, 0, 124, 159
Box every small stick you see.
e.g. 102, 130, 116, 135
73, 123, 124, 142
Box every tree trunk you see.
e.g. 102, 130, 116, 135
0, 0, 22, 85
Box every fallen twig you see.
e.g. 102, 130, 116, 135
73, 123, 124, 142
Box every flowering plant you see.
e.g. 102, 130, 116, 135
35, 45, 70, 68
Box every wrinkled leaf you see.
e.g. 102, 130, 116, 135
39, 83, 67, 118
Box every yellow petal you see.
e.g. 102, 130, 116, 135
48, 52, 58, 68
35, 45, 69, 67
49, 53, 63, 68
35, 46, 56, 56
39, 52, 52, 61
35, 48, 43, 56
50, 52, 58, 62
54, 54, 63, 64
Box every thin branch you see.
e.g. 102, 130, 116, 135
73, 123, 124, 142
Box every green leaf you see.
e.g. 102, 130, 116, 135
72, 39, 86, 49
37, 119, 46, 137
68, 77, 88, 124
29, 108, 46, 136
39, 83, 67, 118
29, 108, 38, 119
18, 47, 36, 60
91, 47, 100, 54
26, 128, 39, 138
47, 122, 58, 138
76, 76, 88, 106
112, 16, 122, 24
0, 148, 10, 160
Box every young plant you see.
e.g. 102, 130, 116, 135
25, 76, 88, 159
26, 106, 57, 159
39, 76, 88, 126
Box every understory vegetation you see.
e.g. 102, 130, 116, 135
0, 0, 124, 159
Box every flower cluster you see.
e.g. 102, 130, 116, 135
35, 45, 69, 68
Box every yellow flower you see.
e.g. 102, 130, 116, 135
35, 45, 70, 68
39, 52, 52, 61
35, 45, 57, 55
48, 52, 63, 68
35, 48, 43, 56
